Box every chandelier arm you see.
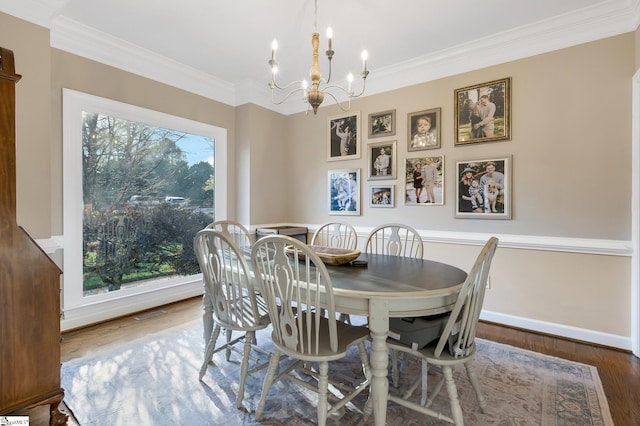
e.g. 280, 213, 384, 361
270, 87, 307, 105
323, 90, 352, 112
349, 77, 368, 98
321, 84, 350, 93
270, 76, 306, 91
325, 57, 332, 84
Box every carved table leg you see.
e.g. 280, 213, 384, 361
368, 299, 390, 426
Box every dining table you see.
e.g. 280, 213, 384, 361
324, 252, 468, 426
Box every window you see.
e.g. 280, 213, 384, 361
62, 89, 227, 330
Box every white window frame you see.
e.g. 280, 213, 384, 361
61, 88, 227, 331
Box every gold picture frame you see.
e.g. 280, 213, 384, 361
454, 77, 511, 146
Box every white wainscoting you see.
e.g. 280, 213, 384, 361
39, 229, 633, 345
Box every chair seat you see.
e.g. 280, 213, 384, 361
213, 294, 270, 332
272, 315, 370, 361
387, 336, 477, 366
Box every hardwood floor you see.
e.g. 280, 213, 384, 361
16, 296, 640, 425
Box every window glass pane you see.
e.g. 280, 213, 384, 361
81, 112, 214, 296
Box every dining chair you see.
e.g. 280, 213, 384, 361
386, 237, 499, 425
251, 235, 372, 426
206, 219, 252, 253
310, 221, 358, 250
364, 223, 423, 259
311, 221, 358, 324
203, 220, 254, 354
193, 228, 271, 409
365, 223, 424, 378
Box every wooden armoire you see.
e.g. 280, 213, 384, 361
0, 47, 68, 425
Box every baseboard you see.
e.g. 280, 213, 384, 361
61, 280, 203, 332
480, 310, 631, 351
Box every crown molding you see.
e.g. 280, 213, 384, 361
2, 0, 638, 115
351, 0, 639, 103
49, 16, 237, 106
249, 0, 640, 114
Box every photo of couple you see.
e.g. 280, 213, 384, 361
405, 156, 444, 205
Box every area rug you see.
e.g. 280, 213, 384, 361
61, 319, 613, 425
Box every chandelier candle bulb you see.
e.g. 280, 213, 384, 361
361, 50, 368, 73
326, 27, 333, 51
271, 39, 278, 61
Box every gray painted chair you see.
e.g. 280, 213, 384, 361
251, 235, 372, 426
364, 223, 423, 259
202, 220, 253, 355
194, 229, 270, 408
386, 237, 499, 425
311, 221, 358, 324
310, 221, 358, 250
206, 219, 252, 253
365, 223, 424, 380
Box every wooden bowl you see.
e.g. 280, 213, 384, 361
286, 245, 361, 266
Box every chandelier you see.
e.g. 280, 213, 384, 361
268, 0, 369, 115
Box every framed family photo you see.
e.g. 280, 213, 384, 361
328, 111, 360, 161
454, 77, 511, 146
408, 108, 441, 151
367, 140, 396, 180
368, 109, 395, 139
369, 184, 395, 208
404, 156, 444, 206
328, 169, 360, 215
455, 156, 512, 219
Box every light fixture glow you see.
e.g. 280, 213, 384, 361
267, 0, 369, 115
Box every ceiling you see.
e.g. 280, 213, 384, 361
1, 0, 638, 114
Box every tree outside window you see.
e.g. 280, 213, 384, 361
81, 112, 215, 295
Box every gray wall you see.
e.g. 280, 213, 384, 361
285, 34, 633, 240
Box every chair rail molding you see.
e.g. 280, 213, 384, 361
291, 224, 632, 257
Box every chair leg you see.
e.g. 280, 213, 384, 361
443, 366, 464, 426
391, 349, 399, 387
357, 342, 372, 381
465, 361, 486, 413
237, 330, 254, 408
225, 328, 233, 361
199, 324, 222, 380
317, 361, 329, 426
425, 375, 444, 408
420, 359, 428, 406
358, 341, 374, 419
255, 349, 280, 420
202, 294, 213, 347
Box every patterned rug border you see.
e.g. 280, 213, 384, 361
473, 337, 614, 425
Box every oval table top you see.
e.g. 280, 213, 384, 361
321, 253, 468, 317
326, 253, 467, 296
